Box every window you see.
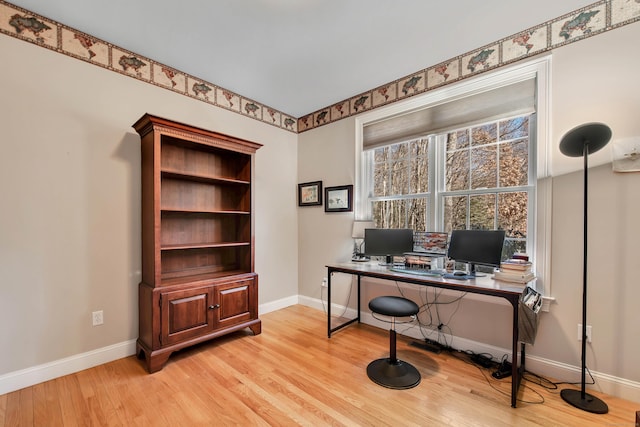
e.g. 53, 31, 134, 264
442, 115, 533, 258
368, 114, 534, 261
371, 138, 430, 230
355, 57, 551, 299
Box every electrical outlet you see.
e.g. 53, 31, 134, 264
578, 324, 592, 342
92, 310, 104, 326
321, 278, 328, 288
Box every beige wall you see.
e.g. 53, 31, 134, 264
542, 22, 640, 383
1, 4, 639, 400
0, 34, 299, 375
297, 22, 640, 392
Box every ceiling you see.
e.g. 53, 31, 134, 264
10, 0, 594, 118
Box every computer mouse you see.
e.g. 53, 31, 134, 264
453, 271, 467, 276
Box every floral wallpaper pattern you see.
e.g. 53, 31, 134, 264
1, 0, 639, 134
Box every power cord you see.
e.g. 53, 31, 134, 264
448, 350, 545, 405
522, 370, 558, 390
389, 281, 584, 406
522, 366, 596, 389
320, 274, 353, 319
412, 286, 466, 349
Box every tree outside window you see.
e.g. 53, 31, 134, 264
370, 114, 532, 260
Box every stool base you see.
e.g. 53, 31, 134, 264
367, 358, 421, 389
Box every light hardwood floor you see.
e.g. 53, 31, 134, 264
1, 305, 637, 426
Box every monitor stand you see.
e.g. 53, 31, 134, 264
379, 255, 394, 266
469, 263, 485, 277
443, 263, 485, 280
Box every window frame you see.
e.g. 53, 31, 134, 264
435, 115, 535, 252
367, 137, 432, 230
355, 57, 553, 306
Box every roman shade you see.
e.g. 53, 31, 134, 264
363, 78, 536, 149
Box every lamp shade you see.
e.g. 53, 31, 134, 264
352, 221, 375, 239
559, 122, 611, 157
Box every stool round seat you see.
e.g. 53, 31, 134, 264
369, 296, 419, 318
367, 295, 421, 390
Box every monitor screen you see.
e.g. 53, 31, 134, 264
364, 228, 414, 265
447, 229, 505, 275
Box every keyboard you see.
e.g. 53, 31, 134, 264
389, 267, 443, 277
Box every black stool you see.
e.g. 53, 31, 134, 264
367, 296, 421, 389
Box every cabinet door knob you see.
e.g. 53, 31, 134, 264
209, 304, 220, 310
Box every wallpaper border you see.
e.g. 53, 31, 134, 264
298, 0, 640, 133
0, 0, 299, 132
1, 1, 638, 135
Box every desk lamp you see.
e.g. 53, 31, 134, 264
559, 122, 611, 414
352, 221, 375, 260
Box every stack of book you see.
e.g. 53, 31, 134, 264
493, 254, 535, 284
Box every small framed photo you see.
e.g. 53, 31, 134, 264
324, 185, 353, 212
298, 181, 323, 206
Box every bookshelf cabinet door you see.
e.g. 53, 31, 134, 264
214, 277, 257, 330
160, 287, 217, 346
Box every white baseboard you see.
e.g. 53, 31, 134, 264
524, 354, 640, 404
298, 296, 640, 404
297, 294, 358, 318
3, 296, 638, 404
258, 294, 299, 315
0, 297, 298, 396
0, 340, 137, 396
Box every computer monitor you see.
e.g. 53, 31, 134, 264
413, 231, 449, 255
364, 228, 414, 265
447, 229, 506, 276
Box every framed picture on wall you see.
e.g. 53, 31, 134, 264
298, 181, 323, 206
325, 185, 353, 212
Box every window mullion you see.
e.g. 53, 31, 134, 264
432, 133, 447, 231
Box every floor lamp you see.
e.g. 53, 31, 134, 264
559, 122, 611, 414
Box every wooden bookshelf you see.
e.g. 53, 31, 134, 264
133, 114, 262, 372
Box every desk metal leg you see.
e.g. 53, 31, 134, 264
511, 297, 521, 408
357, 274, 361, 324
327, 269, 361, 338
327, 270, 332, 338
